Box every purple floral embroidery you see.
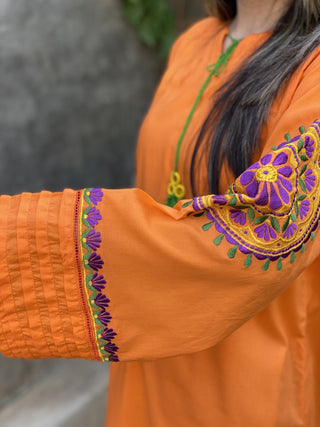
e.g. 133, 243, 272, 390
84, 230, 101, 251
87, 252, 104, 271
90, 273, 106, 291
254, 223, 277, 241
94, 293, 110, 308
299, 200, 310, 219
304, 169, 316, 192
85, 207, 102, 228
304, 136, 315, 158
240, 152, 293, 210
98, 311, 112, 326
230, 209, 246, 226
101, 328, 117, 341
89, 188, 103, 205
109, 354, 119, 362
104, 342, 119, 355
82, 188, 119, 362
283, 223, 297, 239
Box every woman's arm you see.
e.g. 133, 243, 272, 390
1, 120, 320, 363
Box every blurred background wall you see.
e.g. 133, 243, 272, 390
0, 0, 206, 425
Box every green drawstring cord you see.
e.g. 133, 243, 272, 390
165, 33, 241, 207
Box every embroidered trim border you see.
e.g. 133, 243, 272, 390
79, 188, 119, 362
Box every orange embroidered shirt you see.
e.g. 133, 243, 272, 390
1, 17, 320, 427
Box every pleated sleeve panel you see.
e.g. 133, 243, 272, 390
0, 189, 99, 361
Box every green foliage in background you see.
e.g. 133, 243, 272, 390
121, 0, 177, 61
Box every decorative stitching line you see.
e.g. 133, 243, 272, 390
80, 188, 119, 362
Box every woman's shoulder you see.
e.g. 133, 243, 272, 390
167, 16, 224, 64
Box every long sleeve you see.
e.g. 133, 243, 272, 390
1, 120, 320, 363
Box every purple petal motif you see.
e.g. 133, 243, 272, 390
101, 328, 117, 341
89, 188, 103, 205
304, 136, 314, 158
104, 342, 119, 355
261, 154, 272, 165
98, 311, 112, 326
230, 209, 246, 226
84, 230, 102, 251
90, 273, 106, 291
240, 170, 255, 186
272, 152, 288, 166
85, 207, 102, 228
109, 354, 119, 362
299, 200, 310, 219
304, 169, 316, 192
269, 184, 282, 210
283, 223, 297, 239
87, 252, 104, 271
254, 223, 277, 242
94, 293, 110, 308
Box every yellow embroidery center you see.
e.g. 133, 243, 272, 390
84, 214, 88, 219
85, 260, 89, 265
255, 165, 278, 182
82, 237, 87, 242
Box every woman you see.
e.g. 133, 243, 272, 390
1, 0, 320, 425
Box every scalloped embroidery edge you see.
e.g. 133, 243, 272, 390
79, 188, 119, 362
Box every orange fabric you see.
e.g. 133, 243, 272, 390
0, 16, 320, 427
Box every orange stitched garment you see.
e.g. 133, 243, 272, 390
1, 17, 320, 426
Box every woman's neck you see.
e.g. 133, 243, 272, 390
229, 0, 289, 38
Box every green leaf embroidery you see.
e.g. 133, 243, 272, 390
277, 258, 283, 271
294, 201, 299, 218
262, 258, 270, 271
299, 125, 305, 134
297, 194, 306, 201
228, 196, 237, 207
301, 244, 306, 253
182, 200, 193, 208
291, 213, 297, 222
299, 164, 307, 176
244, 253, 252, 268
282, 216, 290, 233
311, 232, 315, 241
202, 222, 214, 231
248, 207, 255, 223
284, 133, 291, 142
299, 154, 308, 162
299, 177, 307, 193
214, 234, 224, 246
290, 251, 296, 264
270, 216, 280, 233
228, 245, 238, 259
271, 145, 276, 151
253, 215, 269, 225
297, 138, 304, 152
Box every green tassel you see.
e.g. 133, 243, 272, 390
277, 258, 283, 271
301, 244, 306, 253
165, 193, 179, 207
311, 232, 315, 240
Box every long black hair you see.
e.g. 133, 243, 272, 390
191, 0, 320, 194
